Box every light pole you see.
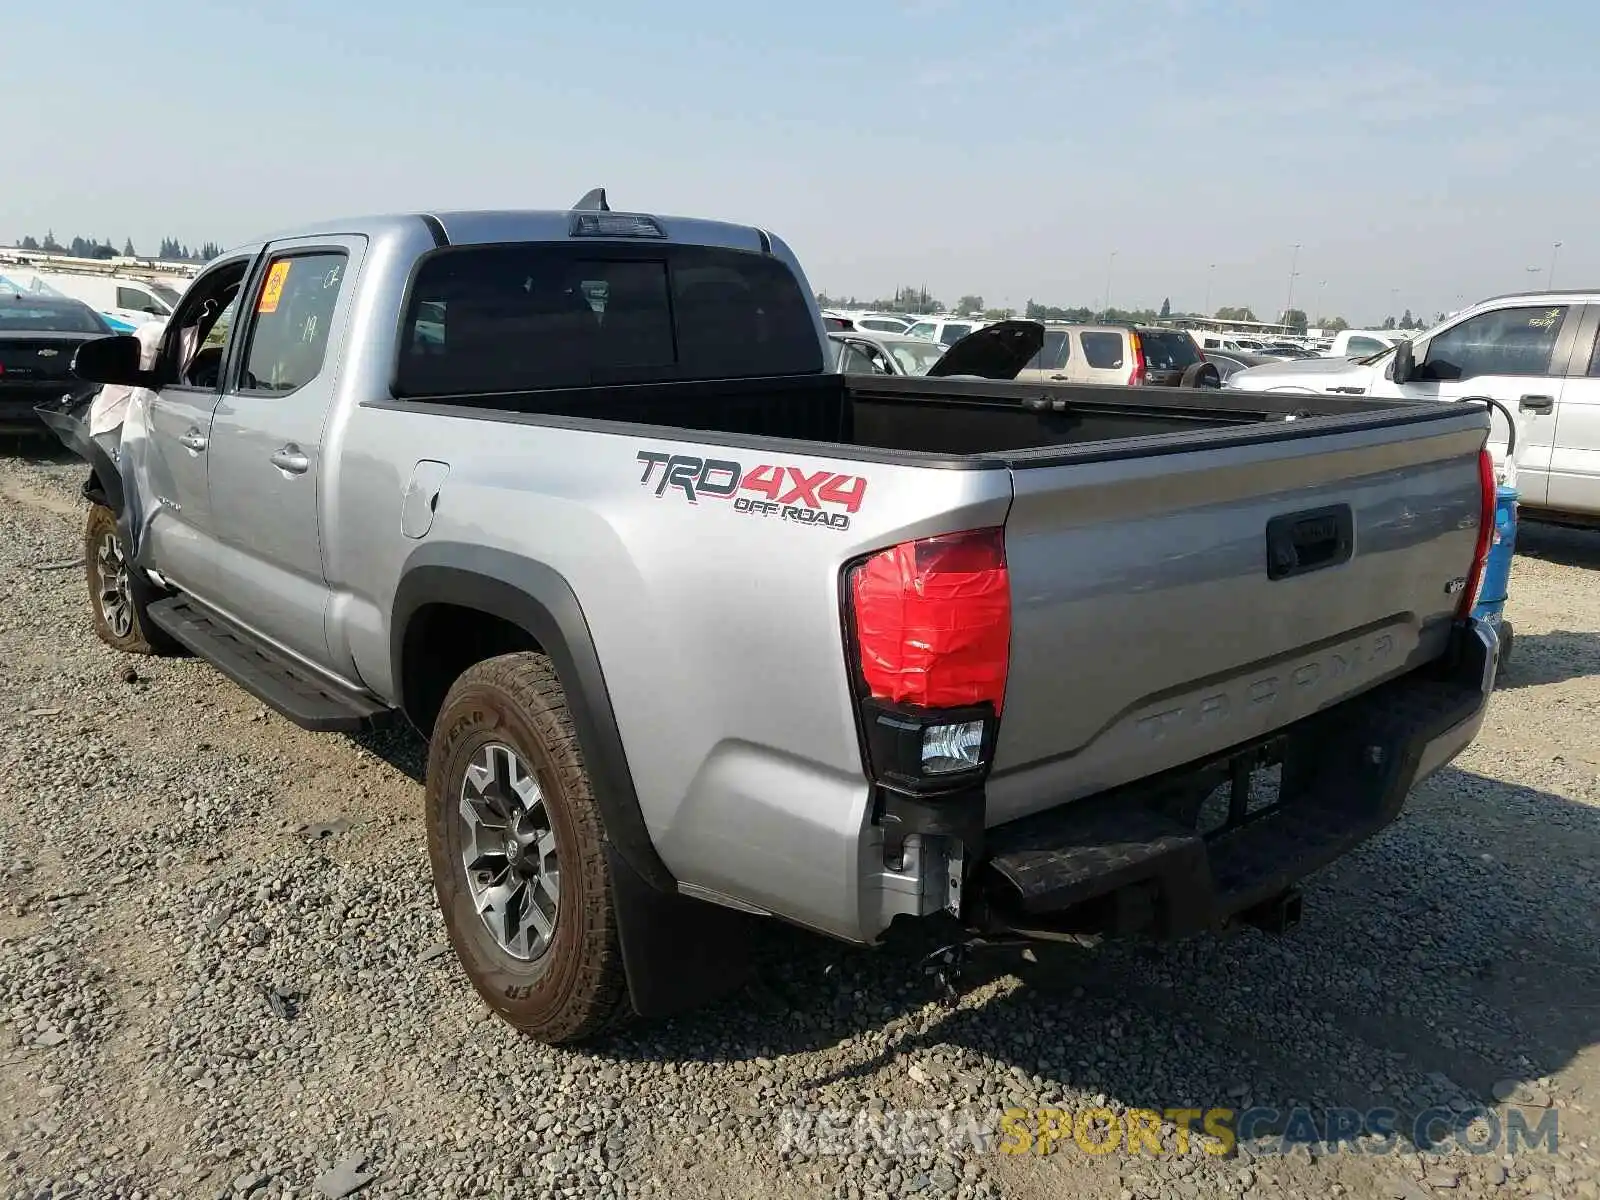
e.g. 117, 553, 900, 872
1204, 263, 1216, 315
1104, 250, 1117, 317
1283, 244, 1301, 331
1549, 241, 1563, 289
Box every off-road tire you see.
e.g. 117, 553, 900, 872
424, 651, 632, 1044
84, 503, 179, 656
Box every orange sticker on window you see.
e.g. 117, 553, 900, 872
257, 261, 291, 314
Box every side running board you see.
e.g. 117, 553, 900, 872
146, 597, 395, 733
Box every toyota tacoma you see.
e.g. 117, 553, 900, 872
49, 190, 1501, 1044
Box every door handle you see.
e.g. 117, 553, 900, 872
1518, 394, 1555, 414
178, 430, 208, 453
1050, 374, 1069, 381
270, 445, 310, 475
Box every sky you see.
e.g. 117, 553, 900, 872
4, 0, 1590, 326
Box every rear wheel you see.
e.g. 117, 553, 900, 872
84, 504, 178, 655
424, 652, 632, 1044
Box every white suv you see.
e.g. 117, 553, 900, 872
904, 316, 989, 347
1226, 290, 1600, 524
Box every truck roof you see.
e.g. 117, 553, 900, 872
245, 207, 779, 258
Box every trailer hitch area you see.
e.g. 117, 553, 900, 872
1236, 888, 1304, 936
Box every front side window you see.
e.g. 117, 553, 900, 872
907, 322, 937, 340
1080, 331, 1126, 369
394, 243, 822, 396
1346, 336, 1387, 356
158, 260, 249, 389
239, 251, 347, 394
1422, 305, 1568, 381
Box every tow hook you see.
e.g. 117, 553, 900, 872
1238, 888, 1304, 935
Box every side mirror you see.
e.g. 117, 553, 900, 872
1391, 339, 1416, 385
71, 335, 155, 387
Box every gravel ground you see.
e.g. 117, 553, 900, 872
1, 445, 1598, 1200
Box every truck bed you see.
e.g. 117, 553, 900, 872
391, 371, 1464, 465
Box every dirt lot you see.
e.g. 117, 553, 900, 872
1, 446, 1598, 1200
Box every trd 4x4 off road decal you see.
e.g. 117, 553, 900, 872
636, 450, 867, 531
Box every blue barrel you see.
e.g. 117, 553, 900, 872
1472, 483, 1518, 665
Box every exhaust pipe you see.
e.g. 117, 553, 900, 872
1239, 888, 1303, 935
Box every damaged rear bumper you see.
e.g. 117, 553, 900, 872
946, 618, 1497, 942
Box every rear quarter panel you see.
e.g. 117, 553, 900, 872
328, 403, 1012, 937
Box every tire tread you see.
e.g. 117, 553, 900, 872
426, 651, 633, 1043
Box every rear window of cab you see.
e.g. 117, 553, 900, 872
394, 243, 823, 396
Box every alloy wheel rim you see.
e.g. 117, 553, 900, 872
457, 741, 560, 961
94, 528, 133, 640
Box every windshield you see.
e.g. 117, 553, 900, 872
881, 338, 946, 375
0, 300, 108, 333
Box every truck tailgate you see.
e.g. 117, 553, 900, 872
987, 409, 1488, 826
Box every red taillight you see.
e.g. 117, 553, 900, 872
849, 527, 1010, 714
1128, 331, 1147, 387
1459, 447, 1496, 618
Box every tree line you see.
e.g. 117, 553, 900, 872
815, 287, 1442, 334
13, 232, 223, 263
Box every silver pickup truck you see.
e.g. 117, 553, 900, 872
51, 191, 1501, 1045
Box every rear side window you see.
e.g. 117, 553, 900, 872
1140, 331, 1201, 370
938, 323, 972, 346
238, 251, 347, 394
1079, 331, 1126, 369
395, 243, 822, 396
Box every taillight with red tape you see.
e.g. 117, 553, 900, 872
844, 527, 1011, 793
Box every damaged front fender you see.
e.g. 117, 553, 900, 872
33, 392, 126, 516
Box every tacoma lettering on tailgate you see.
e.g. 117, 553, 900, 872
636, 450, 867, 531
1134, 633, 1397, 743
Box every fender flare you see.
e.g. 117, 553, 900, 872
391, 544, 675, 895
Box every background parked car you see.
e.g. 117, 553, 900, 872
0, 294, 113, 432
829, 331, 949, 376
840, 312, 914, 335
1015, 323, 1214, 387
904, 316, 989, 347
1202, 348, 1284, 381
1322, 329, 1404, 358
